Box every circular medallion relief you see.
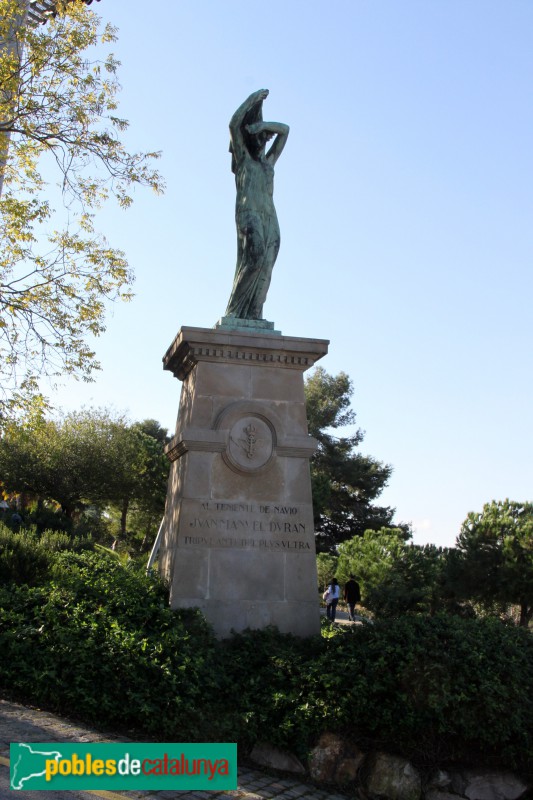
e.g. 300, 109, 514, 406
226, 415, 274, 473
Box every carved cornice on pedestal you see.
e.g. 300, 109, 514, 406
163, 327, 329, 381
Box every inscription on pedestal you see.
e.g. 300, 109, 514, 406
180, 499, 312, 553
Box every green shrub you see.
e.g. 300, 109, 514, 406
296, 616, 533, 769
215, 627, 324, 755
0, 524, 92, 586
0, 551, 220, 740
0, 547, 531, 772
184, 618, 533, 770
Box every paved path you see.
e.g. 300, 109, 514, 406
321, 607, 371, 626
0, 699, 350, 800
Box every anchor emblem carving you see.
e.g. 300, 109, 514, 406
238, 423, 262, 459
226, 414, 274, 473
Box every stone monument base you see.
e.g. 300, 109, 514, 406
158, 326, 328, 638
214, 316, 282, 336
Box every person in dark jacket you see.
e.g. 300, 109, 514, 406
344, 574, 361, 621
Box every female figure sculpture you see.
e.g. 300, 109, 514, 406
224, 89, 289, 320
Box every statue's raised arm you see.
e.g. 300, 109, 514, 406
228, 89, 270, 170
225, 90, 289, 321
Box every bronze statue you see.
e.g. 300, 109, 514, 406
224, 90, 289, 320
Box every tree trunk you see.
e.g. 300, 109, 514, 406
120, 498, 129, 537
519, 602, 532, 628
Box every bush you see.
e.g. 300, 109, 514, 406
0, 523, 92, 586
215, 627, 324, 755
201, 618, 533, 771
0, 544, 531, 772
0, 551, 221, 740
296, 616, 533, 770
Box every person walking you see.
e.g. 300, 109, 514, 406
344, 574, 361, 621
325, 577, 341, 622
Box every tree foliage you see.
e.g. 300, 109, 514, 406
367, 543, 462, 618
305, 367, 403, 551
0, 0, 163, 415
342, 536, 460, 619
104, 417, 169, 540
0, 408, 169, 544
456, 499, 533, 627
316, 551, 338, 592
0, 407, 121, 517
336, 527, 407, 602
331, 508, 533, 625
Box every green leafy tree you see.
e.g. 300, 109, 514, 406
104, 418, 169, 543
305, 367, 405, 551
336, 527, 407, 604
456, 499, 533, 627
0, 0, 163, 415
0, 407, 121, 517
0, 410, 169, 544
316, 552, 338, 593
364, 543, 460, 618
335, 530, 468, 619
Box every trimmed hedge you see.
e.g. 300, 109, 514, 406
0, 545, 532, 771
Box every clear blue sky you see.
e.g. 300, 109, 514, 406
50, 0, 533, 549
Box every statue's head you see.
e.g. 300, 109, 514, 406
245, 129, 272, 159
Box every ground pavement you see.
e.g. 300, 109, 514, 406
0, 699, 351, 800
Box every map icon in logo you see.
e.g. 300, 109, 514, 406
11, 742, 63, 790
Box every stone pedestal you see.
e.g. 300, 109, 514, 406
159, 326, 329, 637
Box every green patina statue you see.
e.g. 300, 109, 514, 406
224, 89, 289, 321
